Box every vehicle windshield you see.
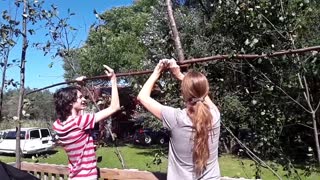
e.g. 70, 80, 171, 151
3, 131, 26, 139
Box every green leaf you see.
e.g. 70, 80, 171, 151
69, 26, 77, 31
1, 31, 7, 39
8, 39, 16, 46
48, 62, 53, 68
28, 29, 35, 35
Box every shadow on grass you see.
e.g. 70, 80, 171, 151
135, 148, 168, 157
22, 149, 59, 159
0, 153, 16, 157
95, 138, 135, 148
101, 140, 169, 149
131, 143, 169, 149
0, 149, 59, 159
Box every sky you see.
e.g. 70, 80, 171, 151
0, 0, 133, 92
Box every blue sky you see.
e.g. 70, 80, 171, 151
0, 0, 133, 92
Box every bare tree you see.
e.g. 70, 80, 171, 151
15, 0, 28, 169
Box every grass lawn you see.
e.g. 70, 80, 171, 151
0, 144, 319, 180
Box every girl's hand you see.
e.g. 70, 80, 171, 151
75, 76, 87, 86
103, 65, 116, 80
168, 59, 184, 81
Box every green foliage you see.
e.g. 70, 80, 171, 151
146, 148, 167, 172
133, 110, 162, 131
25, 89, 55, 121
1, 88, 55, 121
64, 0, 158, 80
0, 0, 78, 124
138, 0, 320, 177
60, 0, 320, 177
62, 49, 82, 80
222, 95, 249, 128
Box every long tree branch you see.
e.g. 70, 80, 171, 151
315, 101, 320, 113
222, 122, 282, 180
178, 45, 320, 65
26, 45, 320, 95
303, 76, 312, 108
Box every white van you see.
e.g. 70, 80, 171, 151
0, 127, 54, 155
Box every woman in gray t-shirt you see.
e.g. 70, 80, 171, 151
137, 59, 220, 180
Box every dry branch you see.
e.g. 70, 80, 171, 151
26, 45, 320, 95
179, 45, 320, 65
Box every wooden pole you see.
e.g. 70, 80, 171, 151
25, 45, 320, 95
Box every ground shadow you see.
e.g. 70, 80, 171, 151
136, 148, 168, 157
0, 149, 58, 159
22, 149, 58, 159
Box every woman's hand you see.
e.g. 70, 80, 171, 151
168, 59, 184, 81
152, 59, 170, 76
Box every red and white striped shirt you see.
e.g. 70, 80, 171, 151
53, 114, 97, 180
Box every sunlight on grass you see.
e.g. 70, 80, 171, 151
96, 144, 168, 173
219, 155, 320, 180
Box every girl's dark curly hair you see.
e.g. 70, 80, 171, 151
54, 86, 80, 122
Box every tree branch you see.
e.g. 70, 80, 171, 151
283, 123, 314, 130
26, 45, 320, 95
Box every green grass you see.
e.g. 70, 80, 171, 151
219, 155, 320, 180
96, 144, 168, 172
0, 144, 319, 180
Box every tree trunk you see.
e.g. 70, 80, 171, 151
0, 49, 9, 121
312, 112, 320, 166
222, 140, 230, 153
165, 0, 185, 62
301, 75, 320, 166
16, 0, 28, 169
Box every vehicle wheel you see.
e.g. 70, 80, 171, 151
159, 137, 165, 145
144, 135, 152, 145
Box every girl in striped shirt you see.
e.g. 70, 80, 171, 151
53, 65, 120, 180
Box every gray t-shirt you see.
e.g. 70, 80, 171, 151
161, 105, 221, 180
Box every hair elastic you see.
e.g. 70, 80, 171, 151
190, 97, 205, 104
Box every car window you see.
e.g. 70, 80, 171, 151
30, 130, 40, 139
3, 131, 26, 139
40, 129, 50, 137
